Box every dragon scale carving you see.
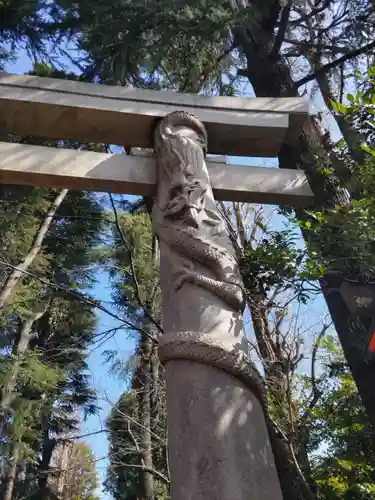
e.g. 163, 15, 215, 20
152, 111, 245, 313
152, 111, 267, 403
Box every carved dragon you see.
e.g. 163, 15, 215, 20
151, 112, 282, 496
152, 111, 245, 313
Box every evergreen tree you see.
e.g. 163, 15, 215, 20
0, 185, 105, 498
104, 207, 164, 500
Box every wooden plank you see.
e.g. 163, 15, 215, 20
0, 73, 309, 157
0, 73, 308, 124
0, 142, 313, 206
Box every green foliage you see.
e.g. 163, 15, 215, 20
0, 351, 62, 458
300, 65, 375, 282
0, 0, 44, 62
58, 0, 239, 94
0, 184, 104, 494
298, 337, 375, 499
0, 0, 72, 68
335, 65, 375, 144
300, 200, 375, 281
241, 228, 321, 303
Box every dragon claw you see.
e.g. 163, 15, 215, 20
173, 269, 196, 291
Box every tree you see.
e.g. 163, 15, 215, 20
106, 391, 169, 500
2, 4, 375, 499
50, 441, 100, 500
104, 207, 165, 500
302, 336, 375, 499
0, 185, 105, 499
220, 201, 319, 499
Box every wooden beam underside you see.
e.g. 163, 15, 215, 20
0, 73, 309, 157
0, 142, 313, 206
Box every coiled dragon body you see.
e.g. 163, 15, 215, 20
152, 111, 245, 312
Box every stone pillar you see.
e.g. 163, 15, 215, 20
152, 111, 282, 500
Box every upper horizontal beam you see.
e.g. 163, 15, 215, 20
0, 73, 309, 157
0, 142, 313, 206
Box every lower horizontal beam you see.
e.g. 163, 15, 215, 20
0, 142, 313, 206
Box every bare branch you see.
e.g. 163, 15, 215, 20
268, 414, 315, 500
294, 40, 375, 89
104, 397, 165, 444
302, 321, 331, 419
271, 1, 292, 57
111, 461, 170, 484
127, 420, 141, 455
62, 429, 108, 442
40, 454, 109, 475
283, 39, 352, 55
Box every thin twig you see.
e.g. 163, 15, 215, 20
40, 454, 109, 475
127, 420, 141, 455
62, 429, 108, 442
109, 194, 163, 336
268, 416, 315, 500
302, 321, 331, 419
104, 398, 165, 444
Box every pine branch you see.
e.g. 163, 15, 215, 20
0, 189, 68, 310
104, 397, 165, 443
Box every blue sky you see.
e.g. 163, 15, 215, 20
5, 47, 341, 498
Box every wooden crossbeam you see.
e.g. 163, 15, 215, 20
0, 142, 313, 206
0, 73, 309, 157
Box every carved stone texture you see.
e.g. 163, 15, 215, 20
152, 111, 282, 500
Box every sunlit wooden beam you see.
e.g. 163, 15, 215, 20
0, 73, 309, 157
0, 142, 313, 206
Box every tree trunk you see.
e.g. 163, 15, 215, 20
306, 51, 365, 166
231, 0, 375, 433
0, 189, 68, 310
37, 428, 56, 495
55, 442, 73, 496
3, 444, 19, 500
137, 328, 155, 500
0, 306, 48, 435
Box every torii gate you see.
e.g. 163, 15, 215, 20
0, 72, 311, 500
